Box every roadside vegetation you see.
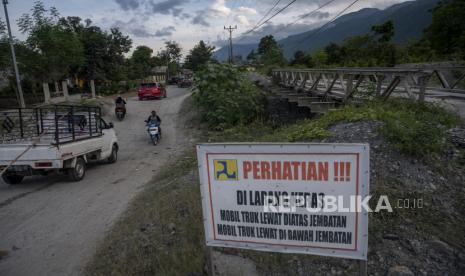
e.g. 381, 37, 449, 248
193, 63, 265, 130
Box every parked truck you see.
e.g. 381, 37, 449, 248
0, 105, 119, 184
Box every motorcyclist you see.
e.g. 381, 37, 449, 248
115, 95, 127, 115
146, 110, 162, 136
146, 110, 161, 125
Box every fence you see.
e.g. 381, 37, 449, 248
0, 105, 102, 145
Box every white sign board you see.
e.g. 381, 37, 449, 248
197, 143, 369, 260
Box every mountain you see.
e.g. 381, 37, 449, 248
213, 0, 438, 61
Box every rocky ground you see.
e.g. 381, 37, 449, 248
201, 119, 465, 276
307, 120, 465, 276
210, 120, 465, 276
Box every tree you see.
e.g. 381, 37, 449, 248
158, 41, 182, 76
0, 19, 6, 37
56, 15, 132, 81
324, 43, 344, 65
129, 45, 153, 79
0, 19, 10, 72
79, 24, 111, 81
58, 16, 106, 81
311, 49, 327, 67
370, 20, 398, 66
424, 0, 465, 59
163, 41, 182, 64
340, 35, 374, 66
371, 20, 395, 43
404, 39, 436, 63
289, 50, 314, 68
184, 40, 215, 71
17, 2, 84, 82
246, 49, 257, 63
257, 35, 285, 65
104, 28, 132, 81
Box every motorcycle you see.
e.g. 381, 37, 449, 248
115, 105, 126, 121
145, 121, 161, 145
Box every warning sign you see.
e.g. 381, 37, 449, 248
196, 143, 370, 260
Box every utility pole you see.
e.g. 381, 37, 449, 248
224, 25, 237, 64
3, 0, 25, 108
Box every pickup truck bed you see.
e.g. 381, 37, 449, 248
0, 137, 104, 169
0, 105, 118, 184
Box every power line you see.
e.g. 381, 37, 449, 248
273, 0, 338, 35
295, 0, 362, 47
235, 0, 338, 44
244, 0, 298, 35
251, 0, 282, 31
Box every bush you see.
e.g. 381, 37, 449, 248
378, 99, 459, 156
96, 82, 127, 96
194, 63, 265, 130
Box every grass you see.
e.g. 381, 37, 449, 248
86, 151, 206, 276
265, 98, 460, 157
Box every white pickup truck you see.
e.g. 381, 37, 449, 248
0, 105, 119, 184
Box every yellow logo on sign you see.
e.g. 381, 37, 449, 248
214, 159, 238, 181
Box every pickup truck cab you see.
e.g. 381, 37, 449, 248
0, 105, 119, 184
138, 82, 167, 100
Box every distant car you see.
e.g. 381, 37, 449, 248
177, 78, 193, 88
138, 82, 167, 100
167, 76, 181, 85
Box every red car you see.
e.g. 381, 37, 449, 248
138, 82, 167, 100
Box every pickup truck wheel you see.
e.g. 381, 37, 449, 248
70, 157, 86, 181
108, 145, 118, 163
2, 174, 24, 185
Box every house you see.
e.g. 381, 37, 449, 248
145, 66, 168, 83
180, 69, 193, 79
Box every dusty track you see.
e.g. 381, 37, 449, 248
0, 86, 191, 276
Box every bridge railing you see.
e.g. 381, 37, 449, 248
271, 65, 465, 103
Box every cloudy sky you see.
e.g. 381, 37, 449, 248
1, 0, 409, 54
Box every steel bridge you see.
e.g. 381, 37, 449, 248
270, 65, 465, 114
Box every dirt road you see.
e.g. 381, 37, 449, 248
0, 86, 191, 276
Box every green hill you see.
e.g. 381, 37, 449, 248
214, 0, 438, 61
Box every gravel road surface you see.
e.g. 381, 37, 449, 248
0, 86, 191, 276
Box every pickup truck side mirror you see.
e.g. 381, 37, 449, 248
108, 122, 114, 128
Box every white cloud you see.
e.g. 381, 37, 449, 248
210, 0, 231, 17
236, 6, 257, 15
236, 15, 251, 27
